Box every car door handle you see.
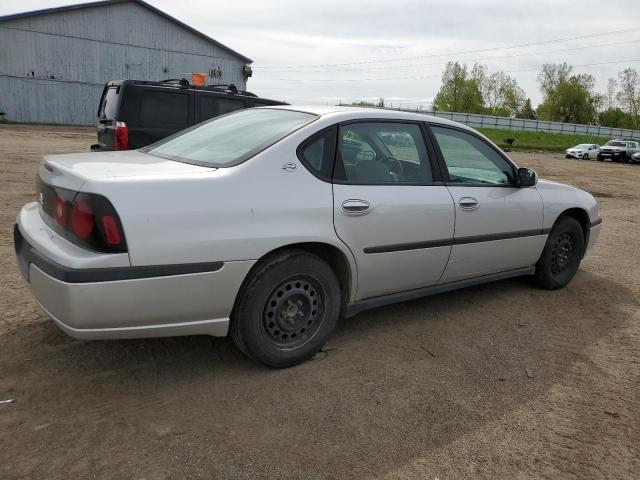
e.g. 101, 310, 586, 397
458, 197, 479, 210
341, 199, 371, 215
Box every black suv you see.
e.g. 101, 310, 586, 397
92, 79, 286, 151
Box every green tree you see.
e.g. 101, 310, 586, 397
432, 62, 484, 113
516, 98, 537, 119
537, 63, 600, 123
598, 108, 634, 129
350, 100, 382, 107
482, 70, 526, 116
616, 68, 640, 128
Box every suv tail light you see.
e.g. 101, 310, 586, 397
114, 121, 129, 150
38, 179, 127, 253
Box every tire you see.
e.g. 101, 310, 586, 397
533, 216, 585, 290
597, 154, 604, 162
582, 153, 589, 160
230, 250, 341, 368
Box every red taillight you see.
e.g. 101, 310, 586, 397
114, 121, 129, 150
71, 201, 94, 240
55, 195, 67, 227
102, 215, 121, 245
37, 179, 127, 253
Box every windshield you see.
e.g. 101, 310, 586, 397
145, 109, 317, 167
573, 144, 590, 149
605, 141, 626, 147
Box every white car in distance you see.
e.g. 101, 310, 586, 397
566, 144, 599, 160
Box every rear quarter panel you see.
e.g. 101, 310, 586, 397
80, 130, 357, 289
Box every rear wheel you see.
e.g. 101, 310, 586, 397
533, 216, 584, 289
230, 251, 340, 368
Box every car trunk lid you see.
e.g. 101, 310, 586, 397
39, 150, 215, 192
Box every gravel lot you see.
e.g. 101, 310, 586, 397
0, 124, 638, 480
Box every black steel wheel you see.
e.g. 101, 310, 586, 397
231, 250, 341, 368
550, 232, 575, 275
533, 216, 584, 289
262, 275, 325, 349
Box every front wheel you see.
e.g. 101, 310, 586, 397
582, 153, 589, 160
533, 216, 584, 290
230, 251, 341, 368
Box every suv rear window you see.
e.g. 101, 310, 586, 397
139, 91, 189, 125
145, 108, 317, 167
99, 86, 119, 119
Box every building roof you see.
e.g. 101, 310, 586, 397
0, 0, 252, 63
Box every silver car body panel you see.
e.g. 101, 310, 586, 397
15, 106, 601, 339
535, 180, 600, 230
28, 261, 252, 339
333, 184, 454, 300
440, 185, 545, 282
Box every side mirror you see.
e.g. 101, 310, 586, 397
516, 167, 537, 187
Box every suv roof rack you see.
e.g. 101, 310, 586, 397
160, 78, 190, 87
118, 79, 262, 98
207, 84, 238, 94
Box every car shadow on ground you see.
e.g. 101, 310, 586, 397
1, 269, 637, 479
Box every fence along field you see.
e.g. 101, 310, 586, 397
375, 107, 640, 140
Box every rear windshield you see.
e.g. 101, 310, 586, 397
99, 86, 119, 119
144, 109, 317, 167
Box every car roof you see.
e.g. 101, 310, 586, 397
264, 105, 473, 130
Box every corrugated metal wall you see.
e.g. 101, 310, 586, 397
0, 1, 249, 125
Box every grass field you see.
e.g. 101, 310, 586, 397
477, 128, 610, 152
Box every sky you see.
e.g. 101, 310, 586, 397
2, 0, 640, 108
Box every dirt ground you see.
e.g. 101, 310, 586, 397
0, 124, 638, 480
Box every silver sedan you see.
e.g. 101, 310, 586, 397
15, 106, 602, 367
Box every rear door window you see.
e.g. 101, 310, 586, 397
139, 91, 190, 126
335, 123, 433, 183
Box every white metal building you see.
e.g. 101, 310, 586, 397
0, 0, 252, 125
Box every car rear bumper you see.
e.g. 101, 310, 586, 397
14, 213, 254, 340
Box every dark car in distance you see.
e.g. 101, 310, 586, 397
91, 79, 286, 151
